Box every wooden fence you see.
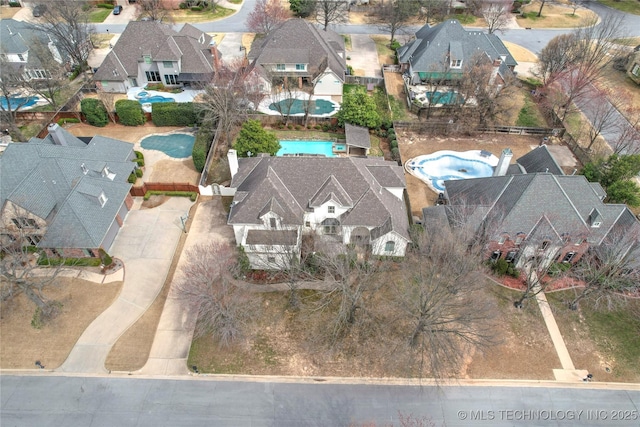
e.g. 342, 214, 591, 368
345, 75, 384, 87
130, 182, 199, 197
245, 114, 336, 127
199, 124, 222, 187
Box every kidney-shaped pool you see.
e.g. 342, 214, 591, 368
140, 133, 195, 158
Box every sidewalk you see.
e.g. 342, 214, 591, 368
58, 197, 193, 374
137, 197, 234, 375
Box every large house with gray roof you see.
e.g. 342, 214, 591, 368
0, 19, 71, 82
226, 151, 410, 269
397, 19, 517, 85
0, 124, 135, 257
423, 173, 640, 269
94, 21, 216, 93
248, 19, 347, 101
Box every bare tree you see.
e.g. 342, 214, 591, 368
388, 224, 497, 379
481, 0, 514, 34
512, 237, 564, 308
136, 0, 173, 22
610, 113, 640, 155
537, 0, 546, 17
174, 242, 261, 347
97, 91, 118, 124
32, 0, 94, 72
21, 37, 69, 110
0, 56, 28, 141
373, 0, 419, 42
315, 0, 349, 31
535, 33, 584, 86
581, 87, 630, 151
268, 76, 300, 126
246, 0, 290, 35
568, 230, 640, 310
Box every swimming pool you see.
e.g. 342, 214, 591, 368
1, 96, 39, 110
138, 95, 175, 104
405, 150, 499, 192
140, 133, 195, 158
269, 99, 337, 115
426, 91, 464, 105
277, 140, 335, 157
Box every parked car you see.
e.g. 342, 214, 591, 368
32, 4, 47, 17
113, 5, 123, 15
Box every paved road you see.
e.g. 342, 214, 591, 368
2, 374, 639, 426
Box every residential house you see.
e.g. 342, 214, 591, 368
397, 19, 517, 85
344, 123, 371, 156
0, 124, 136, 257
227, 151, 410, 269
626, 47, 640, 85
423, 173, 640, 269
248, 18, 347, 101
0, 19, 69, 81
94, 21, 217, 93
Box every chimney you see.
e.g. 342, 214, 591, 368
47, 123, 67, 146
493, 148, 512, 177
227, 149, 238, 178
210, 40, 221, 73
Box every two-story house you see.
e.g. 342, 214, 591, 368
0, 124, 136, 257
226, 151, 410, 269
397, 19, 517, 86
94, 21, 216, 93
248, 18, 347, 101
0, 19, 68, 81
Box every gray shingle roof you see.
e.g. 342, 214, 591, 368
94, 21, 213, 82
1, 19, 69, 67
228, 156, 410, 240
345, 123, 371, 149
249, 18, 346, 82
397, 20, 517, 77
1, 129, 135, 250
516, 145, 564, 175
443, 173, 639, 245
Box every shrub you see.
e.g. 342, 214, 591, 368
387, 128, 395, 137
37, 255, 102, 267
99, 249, 113, 267
135, 150, 144, 159
57, 118, 80, 125
8, 2, 21, 7
128, 172, 137, 183
190, 5, 203, 11
135, 158, 144, 167
548, 262, 571, 276
115, 99, 145, 126
491, 258, 509, 276
391, 147, 400, 160
151, 102, 199, 126
389, 40, 401, 51
98, 3, 114, 8
145, 83, 165, 91
81, 98, 109, 127
135, 168, 143, 177
192, 128, 213, 172
179, 2, 188, 8
390, 140, 398, 149
143, 191, 197, 201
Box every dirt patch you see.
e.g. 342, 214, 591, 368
141, 195, 170, 209
397, 132, 548, 216
147, 158, 200, 184
0, 277, 123, 369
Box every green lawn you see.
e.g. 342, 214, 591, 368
598, 0, 640, 15
88, 8, 111, 23
170, 6, 235, 23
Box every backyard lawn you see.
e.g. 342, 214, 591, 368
88, 8, 111, 23
170, 7, 235, 23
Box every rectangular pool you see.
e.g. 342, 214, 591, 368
277, 140, 335, 157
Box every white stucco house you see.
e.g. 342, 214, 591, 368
226, 151, 411, 270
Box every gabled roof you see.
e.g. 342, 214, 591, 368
397, 20, 517, 75
516, 145, 564, 175
94, 21, 213, 81
248, 18, 346, 82
345, 123, 371, 149
0, 19, 68, 67
228, 156, 410, 241
443, 173, 640, 245
0, 126, 135, 249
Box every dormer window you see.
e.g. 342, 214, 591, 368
101, 166, 116, 181
270, 218, 277, 228
328, 206, 335, 214
99, 192, 108, 208
450, 59, 462, 68
17, 53, 25, 62
589, 208, 602, 228
498, 233, 509, 244
515, 233, 525, 245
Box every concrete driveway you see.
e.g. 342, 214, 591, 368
58, 197, 193, 374
348, 34, 381, 78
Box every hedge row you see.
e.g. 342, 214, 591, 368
80, 98, 108, 127
57, 118, 81, 125
143, 191, 197, 202
192, 128, 213, 172
151, 103, 200, 126
115, 99, 145, 126
37, 255, 102, 267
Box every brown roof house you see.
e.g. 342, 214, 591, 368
226, 151, 411, 269
248, 18, 347, 101
0, 124, 136, 258
94, 21, 217, 93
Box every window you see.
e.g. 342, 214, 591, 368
561, 233, 570, 244
267, 256, 276, 263
505, 250, 518, 263
498, 234, 509, 245
163, 61, 173, 68
575, 237, 585, 246
83, 249, 96, 258
328, 206, 335, 214
275, 64, 285, 71
270, 218, 277, 228
540, 240, 551, 250
450, 59, 461, 68
322, 218, 339, 235
164, 74, 178, 85
17, 53, 25, 62
384, 241, 395, 253
591, 221, 602, 228
295, 64, 305, 70
632, 63, 640, 77
305, 221, 311, 227
490, 250, 502, 261
26, 235, 41, 246
562, 251, 576, 263
515, 234, 525, 245
143, 55, 152, 64
12, 217, 38, 229
145, 71, 161, 82
98, 192, 108, 207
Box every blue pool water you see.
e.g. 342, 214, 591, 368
408, 154, 494, 192
1, 96, 39, 110
278, 140, 335, 157
269, 99, 336, 115
138, 95, 175, 104
140, 133, 195, 158
426, 91, 464, 105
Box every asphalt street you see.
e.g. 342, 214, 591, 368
2, 374, 640, 426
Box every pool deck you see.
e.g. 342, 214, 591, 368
127, 87, 203, 112
257, 91, 340, 117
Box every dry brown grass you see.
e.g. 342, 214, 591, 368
502, 41, 538, 63
597, 62, 640, 124
518, 1, 598, 28
0, 5, 21, 19
0, 277, 123, 369
370, 35, 395, 65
